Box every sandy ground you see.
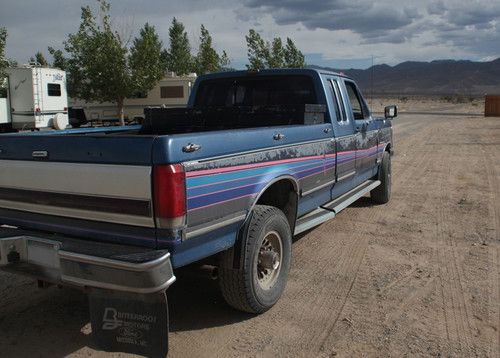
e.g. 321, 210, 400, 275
0, 104, 499, 357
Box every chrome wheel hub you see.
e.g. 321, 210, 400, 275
256, 231, 283, 290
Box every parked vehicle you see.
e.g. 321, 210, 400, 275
6, 66, 69, 130
0, 98, 11, 132
69, 73, 196, 124
0, 69, 396, 356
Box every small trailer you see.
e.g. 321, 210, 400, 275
0, 98, 10, 132
6, 66, 69, 130
69, 73, 196, 124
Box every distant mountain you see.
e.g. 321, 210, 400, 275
309, 58, 500, 96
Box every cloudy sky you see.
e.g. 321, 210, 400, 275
1, 0, 500, 69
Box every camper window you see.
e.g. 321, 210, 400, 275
160, 86, 184, 98
47, 83, 61, 97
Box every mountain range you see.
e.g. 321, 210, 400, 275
309, 58, 500, 96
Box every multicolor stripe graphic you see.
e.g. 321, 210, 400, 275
185, 142, 387, 212
186, 154, 333, 211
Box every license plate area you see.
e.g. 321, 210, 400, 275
27, 238, 61, 269
0, 236, 61, 269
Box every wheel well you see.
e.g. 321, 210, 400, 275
256, 179, 298, 231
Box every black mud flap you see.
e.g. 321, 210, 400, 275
89, 289, 169, 357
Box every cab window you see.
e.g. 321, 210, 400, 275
344, 81, 370, 120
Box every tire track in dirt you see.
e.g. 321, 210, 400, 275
496, 247, 500, 358
305, 116, 444, 354
289, 228, 368, 354
481, 130, 500, 357
433, 120, 479, 355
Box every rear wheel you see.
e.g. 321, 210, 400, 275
219, 205, 292, 314
371, 151, 391, 204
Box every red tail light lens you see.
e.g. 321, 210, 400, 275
153, 164, 186, 228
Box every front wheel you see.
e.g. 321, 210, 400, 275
371, 151, 391, 204
219, 205, 292, 314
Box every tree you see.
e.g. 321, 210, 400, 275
48, 46, 68, 70
30, 51, 48, 66
246, 29, 269, 70
245, 29, 305, 69
268, 38, 285, 68
283, 38, 305, 68
129, 23, 165, 97
219, 50, 231, 71
0, 28, 7, 97
63, 0, 164, 125
163, 18, 193, 75
195, 25, 230, 75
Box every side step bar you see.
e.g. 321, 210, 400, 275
294, 180, 381, 235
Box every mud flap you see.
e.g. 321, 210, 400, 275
88, 289, 169, 357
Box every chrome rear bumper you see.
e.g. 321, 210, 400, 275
0, 229, 175, 294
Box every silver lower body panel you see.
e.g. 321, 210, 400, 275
0, 228, 175, 294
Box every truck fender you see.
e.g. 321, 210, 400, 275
230, 175, 299, 269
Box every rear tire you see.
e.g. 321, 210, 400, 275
371, 151, 391, 204
219, 205, 292, 314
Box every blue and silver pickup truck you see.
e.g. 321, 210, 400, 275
0, 69, 395, 355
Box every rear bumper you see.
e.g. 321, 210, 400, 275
0, 228, 175, 294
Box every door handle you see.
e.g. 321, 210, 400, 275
183, 143, 202, 153
273, 133, 285, 141
323, 127, 332, 134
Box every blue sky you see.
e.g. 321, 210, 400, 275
1, 0, 499, 70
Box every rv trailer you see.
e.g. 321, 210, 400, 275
69, 73, 196, 124
6, 66, 69, 130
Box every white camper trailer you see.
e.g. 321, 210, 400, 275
0, 98, 10, 132
6, 66, 69, 130
69, 73, 196, 123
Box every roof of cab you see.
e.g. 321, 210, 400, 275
196, 68, 351, 81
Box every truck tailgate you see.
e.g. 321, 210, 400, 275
0, 134, 158, 247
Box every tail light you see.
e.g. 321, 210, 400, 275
64, 107, 68, 112
153, 164, 186, 229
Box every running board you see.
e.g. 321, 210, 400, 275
294, 180, 381, 235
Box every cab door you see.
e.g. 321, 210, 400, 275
324, 77, 357, 184
342, 79, 376, 175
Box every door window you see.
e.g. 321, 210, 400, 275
344, 81, 370, 120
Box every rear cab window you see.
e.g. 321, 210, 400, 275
192, 75, 326, 127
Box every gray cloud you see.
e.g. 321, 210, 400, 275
1, 0, 500, 68
242, 0, 422, 41
240, 0, 500, 56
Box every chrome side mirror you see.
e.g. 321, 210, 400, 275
384, 105, 398, 119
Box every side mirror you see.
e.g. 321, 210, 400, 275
384, 105, 398, 119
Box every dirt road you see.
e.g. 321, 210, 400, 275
0, 112, 499, 357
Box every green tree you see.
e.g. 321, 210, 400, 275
283, 37, 305, 68
268, 38, 285, 68
195, 25, 230, 75
129, 23, 165, 97
245, 29, 269, 70
0, 28, 8, 97
245, 29, 305, 69
63, 0, 164, 125
219, 50, 231, 70
163, 18, 193, 75
30, 51, 49, 66
48, 46, 68, 70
